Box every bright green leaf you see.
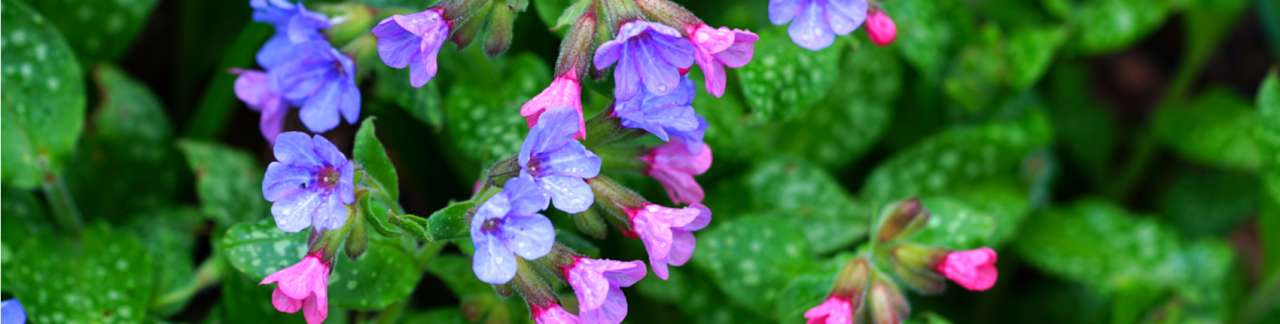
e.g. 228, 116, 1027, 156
693, 215, 815, 315
1007, 26, 1068, 88
1069, 0, 1171, 54
781, 42, 898, 168
774, 274, 834, 323
426, 201, 475, 242
911, 184, 1031, 249
882, 0, 971, 79
4, 225, 154, 323
1155, 88, 1262, 171
731, 158, 870, 254
444, 53, 550, 174
355, 118, 401, 202
1, 0, 87, 189
27, 0, 159, 62
736, 27, 839, 122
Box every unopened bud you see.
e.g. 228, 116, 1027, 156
600, 0, 644, 30
483, 2, 516, 57
450, 1, 494, 48
865, 9, 898, 47
889, 244, 946, 294
633, 0, 701, 33
869, 276, 910, 324
316, 3, 374, 45
573, 208, 610, 240
587, 176, 648, 222
831, 258, 870, 298
555, 8, 597, 78
877, 198, 929, 242
345, 204, 370, 259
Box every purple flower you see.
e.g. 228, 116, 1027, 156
562, 258, 647, 324
625, 203, 711, 279
1, 299, 25, 324
262, 132, 355, 232
519, 109, 601, 214
251, 0, 331, 68
643, 139, 712, 205
271, 40, 361, 133
594, 21, 695, 101
613, 76, 706, 149
471, 175, 555, 284
769, 0, 868, 50
688, 24, 758, 97
372, 8, 450, 88
234, 69, 289, 143
532, 303, 579, 324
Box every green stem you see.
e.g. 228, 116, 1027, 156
151, 256, 225, 310
41, 167, 82, 234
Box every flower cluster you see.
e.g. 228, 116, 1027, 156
769, 0, 898, 50
803, 199, 1000, 323
235, 0, 361, 141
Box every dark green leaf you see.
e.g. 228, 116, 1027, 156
1, 0, 87, 189
399, 308, 468, 324
911, 184, 1031, 249
4, 225, 155, 322
862, 110, 1052, 204
126, 207, 201, 316
1157, 170, 1256, 238
781, 42, 899, 168
633, 267, 770, 324
1258, 71, 1280, 274
1155, 88, 1262, 171
735, 27, 839, 122
882, 0, 971, 79
1007, 26, 1067, 88
425, 255, 527, 324
730, 158, 870, 254
372, 64, 444, 129
1068, 0, 1171, 54
178, 140, 269, 225
693, 214, 815, 315
220, 219, 423, 309
774, 274, 834, 323
444, 53, 550, 174
27, 0, 159, 62
214, 270, 305, 324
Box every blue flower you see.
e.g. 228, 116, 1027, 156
769, 0, 868, 51
518, 109, 601, 213
614, 76, 707, 151
270, 40, 361, 133
372, 8, 450, 88
594, 20, 695, 101
471, 175, 555, 284
262, 132, 355, 232
251, 0, 331, 68
1, 299, 25, 324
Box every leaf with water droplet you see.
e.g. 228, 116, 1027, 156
692, 214, 815, 316
26, 0, 159, 63
3, 224, 155, 323
178, 140, 269, 225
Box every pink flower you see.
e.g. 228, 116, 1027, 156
625, 203, 711, 279
532, 303, 580, 324
687, 24, 758, 97
804, 295, 853, 324
563, 258, 647, 324
934, 247, 998, 291
865, 10, 897, 47
521, 66, 585, 139
643, 139, 712, 205
261, 253, 331, 324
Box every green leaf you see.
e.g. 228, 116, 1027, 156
125, 207, 202, 315
729, 158, 870, 254
911, 184, 1031, 249
634, 267, 770, 324
862, 110, 1052, 204
69, 65, 182, 220
774, 274, 834, 323
1258, 71, 1280, 274
1, 0, 87, 189
178, 140, 269, 225
693, 214, 815, 315
735, 27, 840, 122
214, 270, 306, 324
882, 0, 971, 79
372, 64, 444, 129
1155, 88, 1263, 171
361, 194, 401, 236
1068, 0, 1171, 54
219, 219, 423, 310
26, 0, 159, 62
1007, 26, 1067, 88
355, 118, 400, 202
0, 188, 52, 263
943, 25, 1007, 113
4, 225, 155, 323
781, 41, 899, 168
1046, 63, 1116, 184
1014, 200, 1186, 292
1157, 169, 1257, 238
444, 53, 550, 174
426, 201, 475, 242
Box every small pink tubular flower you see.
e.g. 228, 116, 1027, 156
626, 203, 712, 279
520, 66, 585, 139
865, 10, 897, 47
643, 139, 712, 205
934, 247, 998, 291
564, 258, 647, 324
532, 303, 580, 324
687, 24, 758, 97
804, 295, 853, 324
261, 253, 331, 324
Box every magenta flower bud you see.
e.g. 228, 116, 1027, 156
261, 252, 331, 324
372, 7, 450, 88
865, 9, 897, 47
643, 139, 712, 205
688, 23, 758, 97
934, 247, 998, 291
563, 258, 647, 324
532, 303, 580, 324
624, 203, 711, 279
233, 69, 288, 143
521, 66, 585, 139
868, 279, 910, 324
804, 295, 853, 324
